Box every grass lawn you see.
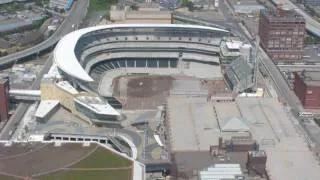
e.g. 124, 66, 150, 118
38, 169, 132, 180
37, 147, 132, 180
71, 147, 132, 168
88, 0, 118, 12
0, 174, 21, 180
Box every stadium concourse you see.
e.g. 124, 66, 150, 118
37, 23, 229, 125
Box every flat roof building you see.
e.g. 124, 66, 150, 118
49, 0, 74, 10
259, 9, 306, 61
293, 71, 320, 109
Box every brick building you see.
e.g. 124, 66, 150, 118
293, 71, 320, 109
259, 9, 306, 61
0, 77, 9, 122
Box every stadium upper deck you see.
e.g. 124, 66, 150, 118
53, 24, 229, 83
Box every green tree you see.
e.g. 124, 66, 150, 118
187, 1, 194, 11
182, 0, 189, 7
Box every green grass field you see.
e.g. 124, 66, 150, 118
88, 0, 117, 12
72, 147, 131, 168
38, 169, 132, 180
0, 174, 21, 180
37, 147, 132, 180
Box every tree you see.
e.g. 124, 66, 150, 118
131, 4, 139, 11
187, 1, 194, 11
35, 0, 42, 6
182, 0, 189, 7
59, 8, 65, 14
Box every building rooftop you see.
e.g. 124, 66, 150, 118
297, 71, 320, 86
236, 97, 320, 180
74, 96, 120, 116
56, 81, 79, 95
167, 96, 220, 152
199, 164, 243, 180
35, 100, 60, 118
261, 9, 305, 23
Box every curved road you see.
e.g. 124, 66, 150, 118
0, 0, 89, 66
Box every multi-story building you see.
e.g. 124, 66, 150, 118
304, 0, 320, 6
258, 9, 306, 61
0, 77, 9, 122
49, 0, 74, 10
293, 71, 320, 109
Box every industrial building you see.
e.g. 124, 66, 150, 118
109, 6, 172, 24
303, 0, 320, 6
49, 0, 74, 10
293, 71, 320, 109
0, 76, 9, 122
228, 0, 265, 15
258, 8, 306, 61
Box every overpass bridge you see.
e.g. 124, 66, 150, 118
9, 89, 41, 101
0, 0, 89, 68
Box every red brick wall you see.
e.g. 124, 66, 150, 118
304, 86, 320, 109
293, 73, 320, 109
258, 11, 305, 61
0, 80, 9, 122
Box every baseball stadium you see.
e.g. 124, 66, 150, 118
40, 24, 230, 125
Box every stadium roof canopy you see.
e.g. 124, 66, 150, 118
54, 24, 229, 82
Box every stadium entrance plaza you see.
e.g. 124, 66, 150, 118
20, 74, 320, 179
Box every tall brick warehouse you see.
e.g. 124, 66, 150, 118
259, 8, 306, 61
0, 77, 9, 122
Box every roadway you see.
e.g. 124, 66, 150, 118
271, 0, 320, 37
0, 0, 89, 140
0, 55, 53, 140
278, 64, 320, 72
0, 0, 89, 67
258, 48, 320, 149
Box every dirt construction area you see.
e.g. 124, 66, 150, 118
112, 75, 228, 110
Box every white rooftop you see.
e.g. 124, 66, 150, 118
74, 96, 120, 116
54, 24, 228, 82
226, 41, 242, 50
28, 134, 45, 142
56, 81, 79, 95
199, 164, 243, 180
35, 100, 60, 118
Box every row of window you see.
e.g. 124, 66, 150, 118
272, 53, 302, 59
269, 30, 304, 35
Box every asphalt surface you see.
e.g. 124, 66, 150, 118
0, 0, 89, 140
0, 0, 89, 66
